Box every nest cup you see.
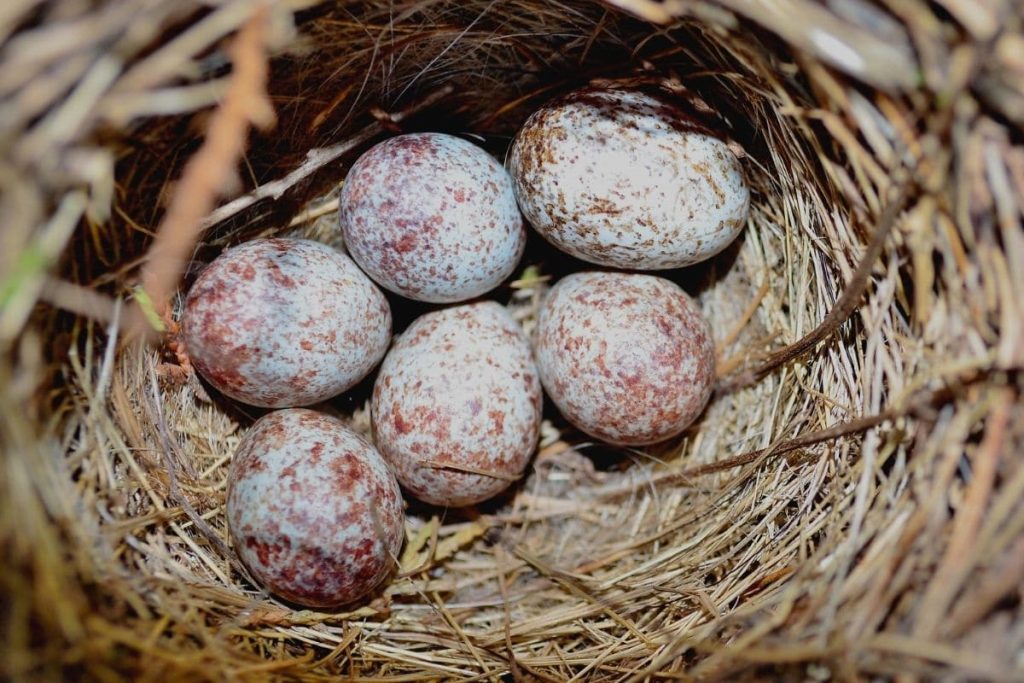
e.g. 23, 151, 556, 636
3, 1, 1023, 680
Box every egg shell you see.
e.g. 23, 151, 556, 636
227, 409, 405, 608
509, 88, 750, 270
535, 272, 715, 445
371, 302, 542, 506
182, 238, 391, 408
340, 133, 526, 303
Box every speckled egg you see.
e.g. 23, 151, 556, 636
535, 272, 715, 445
182, 238, 391, 408
371, 302, 542, 506
509, 88, 749, 270
340, 133, 526, 303
227, 409, 405, 608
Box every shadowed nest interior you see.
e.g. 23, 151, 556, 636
2, 0, 1023, 680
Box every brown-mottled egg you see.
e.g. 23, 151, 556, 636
509, 88, 749, 270
227, 409, 404, 608
534, 272, 715, 445
340, 133, 526, 303
371, 302, 542, 506
182, 238, 391, 408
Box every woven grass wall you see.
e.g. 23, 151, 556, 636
2, 0, 1023, 680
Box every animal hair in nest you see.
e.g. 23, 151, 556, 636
1, 0, 1023, 681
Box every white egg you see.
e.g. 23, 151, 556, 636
509, 88, 749, 270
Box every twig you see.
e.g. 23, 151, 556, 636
423, 460, 521, 482
944, 534, 1024, 638
39, 276, 118, 326
197, 85, 454, 231
495, 545, 524, 683
132, 7, 275, 338
717, 179, 912, 394
596, 387, 945, 501
912, 388, 1014, 638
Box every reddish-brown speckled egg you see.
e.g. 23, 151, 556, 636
371, 302, 542, 506
340, 133, 526, 303
534, 272, 715, 445
227, 409, 405, 608
509, 88, 749, 270
182, 238, 391, 408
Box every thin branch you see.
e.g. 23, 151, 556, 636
197, 85, 454, 231
132, 6, 275, 338
596, 386, 948, 501
913, 388, 1014, 638
39, 276, 118, 326
717, 179, 913, 393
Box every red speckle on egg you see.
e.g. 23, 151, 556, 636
488, 410, 505, 435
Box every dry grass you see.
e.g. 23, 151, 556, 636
2, 0, 1023, 681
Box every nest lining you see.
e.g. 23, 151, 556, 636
2, 1, 1023, 681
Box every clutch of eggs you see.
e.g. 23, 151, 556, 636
198, 83, 751, 609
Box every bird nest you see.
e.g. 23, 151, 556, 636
2, 1, 1023, 680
